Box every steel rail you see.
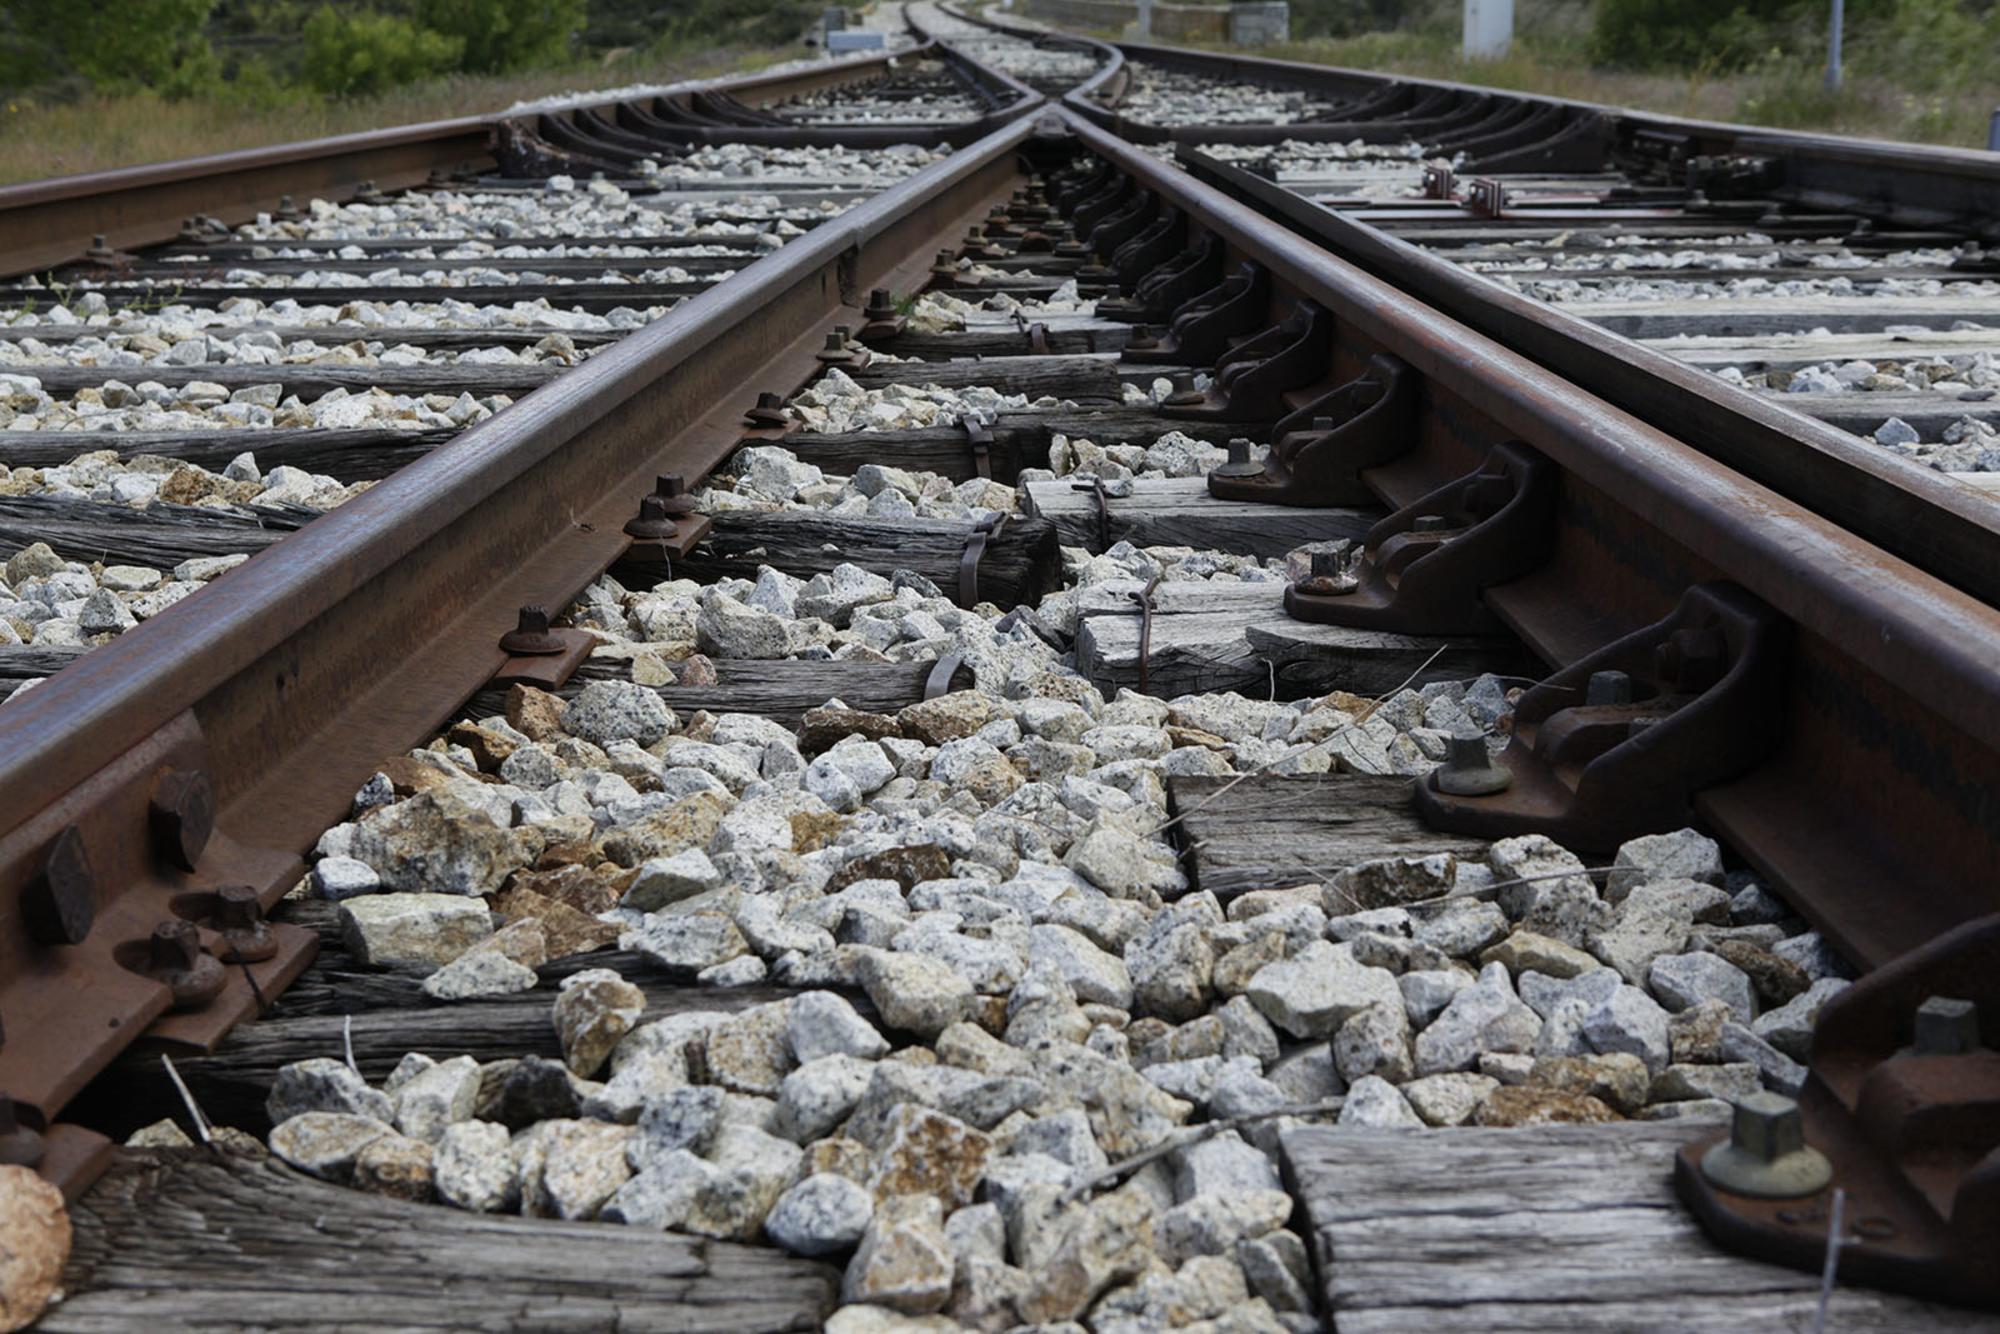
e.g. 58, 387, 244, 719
0, 43, 953, 278
1176, 147, 2000, 616
1056, 108, 2000, 972
0, 113, 1039, 1191
1049, 35, 2000, 237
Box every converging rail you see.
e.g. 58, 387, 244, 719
0, 8, 1994, 1329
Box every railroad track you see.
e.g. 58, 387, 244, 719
0, 6, 1993, 1330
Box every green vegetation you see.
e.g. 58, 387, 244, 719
1265, 0, 2000, 147
0, 0, 836, 183
301, 9, 468, 97
0, 0, 827, 105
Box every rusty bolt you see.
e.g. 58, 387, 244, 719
275, 195, 300, 220
0, 1099, 43, 1168
215, 884, 277, 964
150, 767, 215, 872
1913, 996, 1981, 1055
1700, 1092, 1833, 1199
145, 920, 226, 1012
1309, 549, 1344, 578
1212, 437, 1262, 480
25, 825, 94, 946
498, 606, 565, 657
743, 391, 789, 428
624, 493, 676, 539
1586, 670, 1634, 707
1436, 733, 1512, 796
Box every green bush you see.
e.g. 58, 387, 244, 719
415, 0, 587, 73
300, 7, 464, 97
1, 0, 222, 97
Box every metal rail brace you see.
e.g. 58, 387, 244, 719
1283, 441, 1559, 635
1165, 300, 1334, 422
1100, 232, 1223, 324
1207, 353, 1417, 506
1122, 261, 1270, 366
1415, 581, 1789, 852
1677, 914, 2000, 1311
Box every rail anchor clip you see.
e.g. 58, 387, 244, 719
1676, 914, 2000, 1311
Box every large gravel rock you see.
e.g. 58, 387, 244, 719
339, 892, 493, 966
1245, 940, 1402, 1039
767, 1172, 874, 1256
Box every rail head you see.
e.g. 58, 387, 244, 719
0, 113, 1039, 1154
1057, 105, 2000, 966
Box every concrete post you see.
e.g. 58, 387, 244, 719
1826, 0, 1844, 93
1463, 0, 1512, 60
1135, 0, 1153, 39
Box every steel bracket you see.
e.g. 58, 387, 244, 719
1166, 300, 1334, 422
1121, 262, 1269, 366
1078, 190, 1157, 278
0, 710, 314, 1151
1070, 172, 1136, 236
1284, 440, 1558, 634
1415, 581, 1788, 851
1106, 208, 1186, 290
1206, 353, 1416, 506
1100, 232, 1223, 324
1676, 914, 2000, 1311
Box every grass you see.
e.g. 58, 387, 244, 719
0, 41, 801, 187
1186, 22, 2000, 150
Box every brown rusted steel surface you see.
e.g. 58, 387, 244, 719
1059, 108, 2000, 971
1177, 148, 2000, 615
0, 120, 498, 278
1068, 35, 2000, 237
0, 116, 1035, 1180
1677, 915, 2000, 1309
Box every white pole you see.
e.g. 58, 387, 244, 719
1826, 0, 1844, 93
1463, 0, 1513, 60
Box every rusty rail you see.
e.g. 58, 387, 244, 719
0, 38, 964, 277
1176, 147, 2000, 615
0, 112, 1040, 1197
1054, 108, 2000, 973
